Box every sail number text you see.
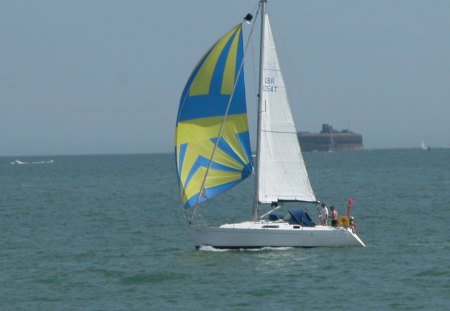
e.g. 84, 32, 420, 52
264, 77, 277, 92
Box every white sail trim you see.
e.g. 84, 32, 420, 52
257, 14, 316, 204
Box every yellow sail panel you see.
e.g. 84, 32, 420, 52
176, 115, 248, 144
204, 169, 243, 189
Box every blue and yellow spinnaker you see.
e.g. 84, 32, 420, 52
175, 24, 253, 209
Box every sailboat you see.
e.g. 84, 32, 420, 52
175, 0, 365, 248
421, 139, 431, 151
329, 130, 335, 152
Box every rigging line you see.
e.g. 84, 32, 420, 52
259, 204, 282, 219
250, 31, 258, 117
250, 7, 259, 107
252, 0, 266, 220
190, 10, 261, 224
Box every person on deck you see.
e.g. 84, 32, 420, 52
318, 203, 329, 226
349, 216, 357, 233
330, 206, 338, 227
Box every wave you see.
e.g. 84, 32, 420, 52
198, 245, 293, 252
11, 159, 54, 165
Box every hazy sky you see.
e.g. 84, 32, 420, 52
1, 0, 449, 156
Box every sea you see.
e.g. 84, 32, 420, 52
1, 149, 449, 310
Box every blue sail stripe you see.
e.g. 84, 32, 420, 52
233, 55, 246, 100
242, 163, 252, 179
176, 95, 246, 122
236, 132, 253, 165
204, 179, 243, 200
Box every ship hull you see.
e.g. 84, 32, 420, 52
189, 221, 365, 249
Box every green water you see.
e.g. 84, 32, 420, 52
1, 150, 449, 310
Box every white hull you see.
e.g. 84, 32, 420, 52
189, 221, 365, 249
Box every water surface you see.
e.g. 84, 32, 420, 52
1, 150, 449, 310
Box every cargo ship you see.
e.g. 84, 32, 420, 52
298, 124, 363, 152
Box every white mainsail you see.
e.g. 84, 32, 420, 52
256, 14, 316, 204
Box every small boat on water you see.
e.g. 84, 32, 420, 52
421, 139, 431, 151
175, 0, 365, 249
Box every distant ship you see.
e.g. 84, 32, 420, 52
298, 124, 363, 152
420, 139, 431, 151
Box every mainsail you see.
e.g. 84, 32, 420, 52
175, 24, 253, 209
256, 14, 316, 204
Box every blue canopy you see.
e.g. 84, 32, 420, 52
268, 213, 283, 221
288, 210, 315, 227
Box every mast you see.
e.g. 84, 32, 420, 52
252, 0, 266, 221
251, 0, 317, 209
